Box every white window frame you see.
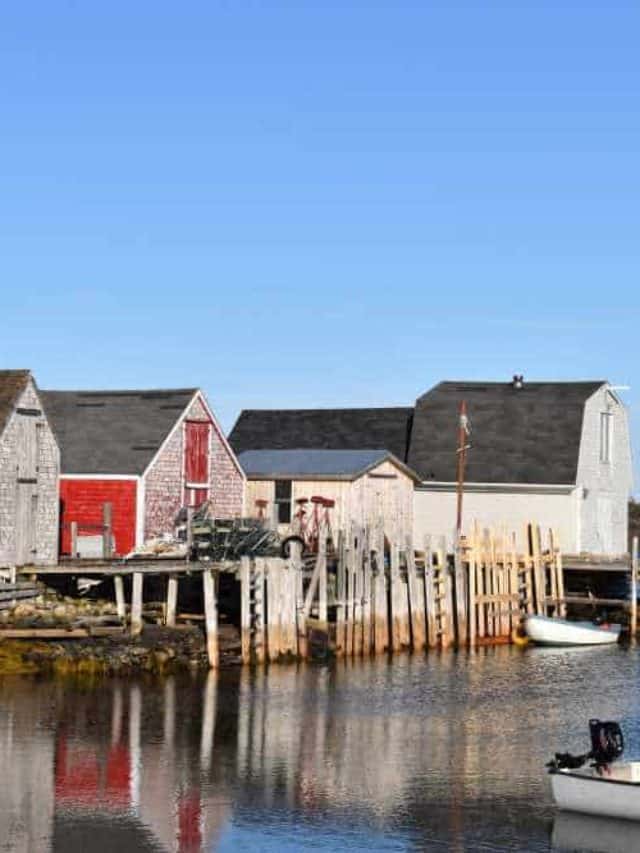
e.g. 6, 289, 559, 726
599, 411, 613, 464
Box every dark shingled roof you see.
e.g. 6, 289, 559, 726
41, 388, 197, 475
0, 370, 31, 435
408, 380, 606, 484
237, 448, 419, 481
229, 407, 414, 462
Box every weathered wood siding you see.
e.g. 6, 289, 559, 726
143, 394, 244, 541
0, 378, 60, 567
245, 459, 414, 541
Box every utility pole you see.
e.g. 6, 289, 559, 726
455, 400, 470, 542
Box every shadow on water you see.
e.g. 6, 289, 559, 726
1, 644, 640, 851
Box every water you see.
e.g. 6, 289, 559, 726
2, 646, 640, 852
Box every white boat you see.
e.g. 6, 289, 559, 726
549, 720, 633, 823
550, 763, 640, 821
525, 614, 620, 646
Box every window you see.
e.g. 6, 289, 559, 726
275, 480, 292, 524
600, 412, 613, 463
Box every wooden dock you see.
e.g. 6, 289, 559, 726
14, 530, 638, 668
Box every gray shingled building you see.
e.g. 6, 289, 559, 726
0, 370, 60, 567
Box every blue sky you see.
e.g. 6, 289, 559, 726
1, 2, 638, 484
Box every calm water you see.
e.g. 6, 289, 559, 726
3, 646, 640, 852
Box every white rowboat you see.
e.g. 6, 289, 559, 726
551, 763, 640, 821
525, 615, 620, 646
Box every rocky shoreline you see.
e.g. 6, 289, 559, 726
0, 589, 242, 675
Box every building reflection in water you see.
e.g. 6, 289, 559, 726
3, 646, 640, 851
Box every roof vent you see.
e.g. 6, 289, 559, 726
512, 374, 524, 389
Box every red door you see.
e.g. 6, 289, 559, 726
184, 421, 210, 507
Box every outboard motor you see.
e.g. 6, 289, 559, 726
547, 719, 624, 771
589, 718, 624, 767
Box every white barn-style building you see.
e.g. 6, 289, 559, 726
409, 380, 633, 556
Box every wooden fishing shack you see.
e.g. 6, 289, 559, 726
237, 448, 419, 542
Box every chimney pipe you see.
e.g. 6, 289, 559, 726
512, 374, 524, 389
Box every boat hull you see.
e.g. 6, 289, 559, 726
525, 615, 620, 646
552, 810, 640, 853
551, 766, 640, 821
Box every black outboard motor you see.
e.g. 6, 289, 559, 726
547, 719, 624, 771
589, 718, 624, 767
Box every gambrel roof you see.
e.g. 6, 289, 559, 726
408, 381, 606, 484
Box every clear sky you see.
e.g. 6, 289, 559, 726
1, 2, 638, 485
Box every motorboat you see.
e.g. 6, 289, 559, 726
525, 614, 620, 646
549, 720, 640, 821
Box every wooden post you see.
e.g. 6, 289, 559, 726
267, 559, 282, 662
484, 528, 498, 637
523, 524, 534, 615
286, 558, 298, 655
454, 539, 467, 646
353, 529, 364, 656
389, 541, 403, 652
103, 502, 113, 558
362, 528, 373, 655
186, 506, 194, 556
291, 541, 307, 659
498, 528, 508, 635
424, 535, 437, 649
372, 522, 386, 653
318, 529, 328, 627
344, 528, 354, 656
468, 531, 476, 648
240, 557, 251, 664
254, 558, 267, 664
547, 529, 559, 616
203, 569, 219, 668
509, 531, 519, 628
442, 538, 454, 648
131, 572, 143, 637
114, 575, 126, 621
554, 530, 566, 619
335, 531, 346, 657
349, 524, 360, 656
70, 521, 78, 558
165, 575, 178, 627
406, 535, 425, 651
532, 523, 544, 615
474, 522, 485, 639
399, 549, 411, 650
631, 537, 639, 639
